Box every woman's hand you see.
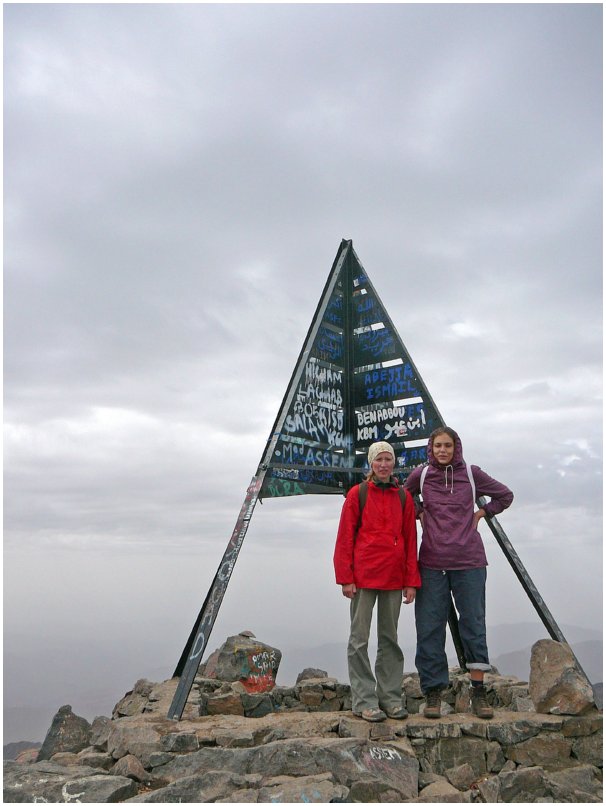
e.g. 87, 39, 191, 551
473, 508, 487, 529
403, 587, 416, 604
342, 583, 357, 599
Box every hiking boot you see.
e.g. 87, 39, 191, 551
353, 707, 387, 722
423, 688, 442, 719
382, 704, 408, 720
470, 685, 494, 719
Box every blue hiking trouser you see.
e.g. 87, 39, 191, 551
415, 567, 490, 693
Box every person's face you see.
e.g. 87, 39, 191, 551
432, 433, 455, 466
372, 451, 395, 482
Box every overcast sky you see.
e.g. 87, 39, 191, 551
4, 3, 602, 741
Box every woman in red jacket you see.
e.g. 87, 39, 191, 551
333, 441, 421, 722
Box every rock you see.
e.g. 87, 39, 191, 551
547, 764, 604, 801
296, 681, 324, 706
476, 774, 500, 802
111, 753, 150, 782
49, 751, 81, 766
77, 748, 114, 770
160, 732, 199, 752
407, 721, 462, 740
505, 732, 572, 767
571, 731, 603, 766
417, 778, 466, 802
418, 771, 447, 789
295, 668, 328, 683
90, 715, 112, 750
151, 737, 419, 800
529, 639, 596, 715
3, 760, 138, 803
213, 727, 256, 748
106, 719, 163, 767
37, 705, 92, 761
127, 770, 254, 802
206, 690, 245, 716
497, 766, 550, 802
257, 772, 348, 802
486, 718, 542, 745
423, 735, 488, 777
241, 692, 275, 718
202, 634, 281, 693
445, 762, 476, 790
485, 740, 506, 772
561, 713, 603, 737
337, 716, 370, 738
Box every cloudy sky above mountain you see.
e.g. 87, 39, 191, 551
4, 3, 602, 728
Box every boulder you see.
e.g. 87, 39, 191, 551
202, 633, 281, 693
106, 719, 163, 766
111, 753, 150, 782
572, 731, 603, 767
126, 770, 256, 802
77, 748, 114, 770
547, 764, 604, 802
206, 690, 245, 716
417, 778, 467, 802
37, 705, 92, 761
295, 668, 328, 683
529, 639, 596, 715
150, 737, 419, 800
445, 762, 476, 790
89, 715, 112, 750
505, 732, 572, 767
497, 766, 550, 802
3, 760, 137, 803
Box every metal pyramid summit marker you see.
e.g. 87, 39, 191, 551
167, 239, 577, 720
259, 238, 444, 498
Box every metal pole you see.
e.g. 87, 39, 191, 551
478, 496, 592, 686
167, 473, 264, 720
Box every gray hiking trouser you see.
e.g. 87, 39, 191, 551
347, 588, 404, 713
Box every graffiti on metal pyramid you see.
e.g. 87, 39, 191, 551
259, 238, 443, 500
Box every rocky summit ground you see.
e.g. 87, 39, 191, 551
3, 636, 603, 802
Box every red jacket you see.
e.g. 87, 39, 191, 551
333, 479, 421, 590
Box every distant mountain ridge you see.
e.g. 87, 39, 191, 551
278, 622, 603, 687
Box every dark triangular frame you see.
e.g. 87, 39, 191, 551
168, 240, 586, 720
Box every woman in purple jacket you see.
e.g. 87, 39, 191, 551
405, 426, 513, 719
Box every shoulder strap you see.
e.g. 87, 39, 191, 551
357, 481, 369, 529
358, 480, 407, 529
420, 463, 476, 507
466, 463, 476, 506
420, 464, 429, 495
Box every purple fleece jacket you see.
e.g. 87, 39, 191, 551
405, 431, 514, 570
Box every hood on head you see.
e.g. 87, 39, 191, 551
427, 427, 464, 469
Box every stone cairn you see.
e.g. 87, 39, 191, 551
4, 631, 602, 803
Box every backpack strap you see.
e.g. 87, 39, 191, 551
420, 464, 429, 495
419, 463, 476, 507
466, 463, 476, 505
357, 481, 369, 530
